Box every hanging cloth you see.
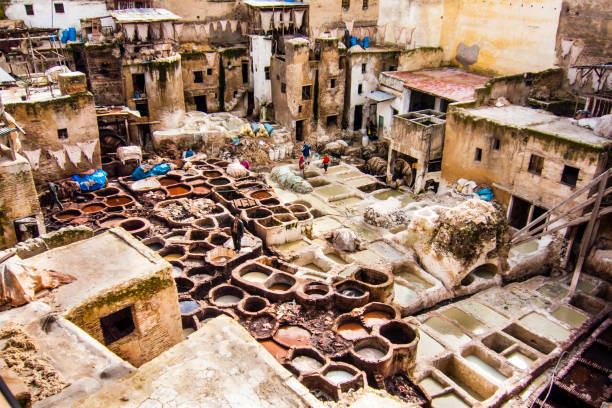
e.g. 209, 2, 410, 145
260, 10, 273, 32
22, 149, 41, 170
49, 149, 66, 170
220, 20, 228, 31
294, 10, 305, 29
378, 24, 387, 42
136, 23, 148, 42
273, 11, 281, 29
205, 52, 216, 67
174, 23, 184, 41
230, 20, 238, 32
123, 24, 136, 41
345, 20, 354, 33
283, 11, 291, 29
194, 23, 205, 38
394, 25, 402, 42
202, 23, 210, 36
77, 140, 98, 163
64, 145, 82, 167
150, 23, 161, 40
161, 22, 174, 39
241, 22, 248, 34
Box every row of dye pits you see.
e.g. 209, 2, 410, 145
175, 261, 425, 401
411, 277, 603, 407
530, 319, 612, 408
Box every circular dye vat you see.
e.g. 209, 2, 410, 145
340, 288, 364, 297
192, 186, 211, 195
355, 347, 386, 361
167, 185, 189, 196
259, 340, 288, 361
269, 283, 292, 292
212, 256, 230, 263
147, 242, 163, 251
204, 171, 222, 178
105, 195, 133, 206
324, 369, 355, 385
175, 278, 194, 293
242, 271, 269, 283
163, 253, 183, 261
171, 264, 183, 277
291, 356, 323, 373
274, 326, 311, 348
54, 210, 81, 221
214, 295, 241, 305
166, 233, 186, 241
362, 311, 392, 327
251, 190, 272, 200
179, 300, 200, 314
337, 322, 369, 341
81, 203, 105, 214
159, 177, 179, 186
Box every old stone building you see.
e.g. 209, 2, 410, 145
3, 72, 102, 184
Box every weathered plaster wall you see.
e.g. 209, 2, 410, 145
82, 45, 124, 106
441, 106, 608, 210
0, 154, 44, 249
152, 0, 239, 22
347, 51, 398, 131
124, 55, 186, 132
474, 68, 564, 106
5, 0, 108, 30
316, 38, 344, 131
440, 0, 562, 76
555, 0, 612, 93
220, 48, 248, 113
181, 51, 220, 113
250, 35, 272, 116
398, 47, 444, 72
308, 0, 379, 32
4, 93, 102, 184
270, 38, 314, 140
378, 0, 444, 47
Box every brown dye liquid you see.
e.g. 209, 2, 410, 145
362, 311, 392, 327
204, 171, 222, 178
260, 340, 288, 361
274, 326, 311, 347
337, 322, 369, 341
269, 283, 291, 292
193, 186, 210, 195
168, 186, 189, 196
159, 178, 177, 186
251, 191, 272, 199
56, 213, 77, 220
106, 196, 131, 206
163, 253, 183, 260
82, 204, 104, 213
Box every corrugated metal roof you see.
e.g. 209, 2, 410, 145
385, 68, 489, 102
0, 67, 15, 83
366, 90, 396, 102
110, 8, 181, 23
243, 0, 307, 8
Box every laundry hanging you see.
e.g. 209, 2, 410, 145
205, 52, 216, 67
22, 149, 41, 170
174, 23, 184, 41
162, 22, 174, 39
123, 24, 136, 41
561, 39, 574, 58
136, 23, 148, 42
76, 140, 98, 163
230, 20, 238, 32
150, 23, 161, 40
202, 23, 210, 36
283, 11, 291, 29
345, 20, 354, 33
241, 22, 247, 34
260, 10, 273, 32
377, 24, 387, 42
273, 11, 281, 29
49, 149, 66, 170
220, 20, 228, 31
194, 23, 205, 38
394, 25, 403, 42
64, 145, 82, 167
294, 10, 305, 29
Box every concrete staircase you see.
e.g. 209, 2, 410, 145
226, 85, 248, 112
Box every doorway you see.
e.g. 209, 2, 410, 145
194, 95, 208, 112
354, 104, 363, 131
242, 62, 249, 84
296, 120, 304, 141
13, 217, 39, 243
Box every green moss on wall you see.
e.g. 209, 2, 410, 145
221, 47, 246, 60
144, 58, 180, 89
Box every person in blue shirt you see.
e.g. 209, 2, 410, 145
301, 143, 311, 164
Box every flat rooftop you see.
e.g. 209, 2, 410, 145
461, 105, 612, 148
109, 8, 181, 23
385, 68, 490, 102
243, 0, 307, 8
24, 228, 169, 315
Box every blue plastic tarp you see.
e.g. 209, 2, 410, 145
476, 188, 493, 201
72, 170, 107, 191
264, 123, 274, 135
131, 163, 171, 181
251, 123, 260, 133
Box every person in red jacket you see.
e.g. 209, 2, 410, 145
299, 154, 306, 177
322, 154, 330, 173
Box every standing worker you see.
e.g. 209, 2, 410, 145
299, 154, 306, 178
231, 214, 244, 252
322, 154, 330, 173
301, 143, 311, 164
47, 182, 64, 211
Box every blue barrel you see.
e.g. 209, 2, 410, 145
68, 27, 76, 42
350, 36, 357, 46
363, 36, 370, 48
359, 40, 365, 48
61, 29, 69, 43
